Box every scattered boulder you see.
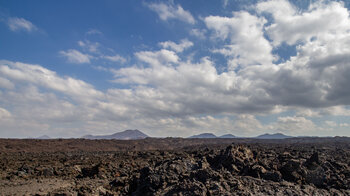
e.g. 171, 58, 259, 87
80, 164, 101, 178
211, 145, 256, 173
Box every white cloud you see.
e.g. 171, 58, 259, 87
0, 77, 15, 89
325, 120, 337, 127
7, 17, 38, 32
325, 107, 350, 116
103, 54, 127, 64
297, 106, 350, 117
256, 0, 296, 19
0, 86, 86, 138
0, 107, 11, 119
92, 65, 109, 72
78, 40, 100, 53
232, 114, 265, 136
135, 49, 179, 67
257, 0, 350, 46
340, 123, 349, 127
112, 53, 275, 116
0, 60, 103, 102
0, 60, 106, 137
59, 49, 92, 64
159, 39, 193, 53
273, 116, 318, 135
205, 11, 275, 69
147, 2, 196, 24
190, 29, 206, 39
77, 40, 127, 64
86, 29, 103, 35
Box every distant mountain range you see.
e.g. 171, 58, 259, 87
188, 133, 236, 138
82, 129, 148, 140
36, 135, 51, 139
219, 134, 236, 138
255, 133, 292, 139
187, 132, 291, 139
33, 131, 292, 140
188, 133, 217, 138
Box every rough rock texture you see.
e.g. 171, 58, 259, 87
0, 138, 349, 195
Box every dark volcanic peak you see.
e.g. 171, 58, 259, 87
219, 134, 236, 138
256, 133, 292, 139
188, 133, 217, 138
111, 129, 148, 139
82, 129, 148, 140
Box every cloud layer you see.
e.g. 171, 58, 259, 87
1, 0, 350, 138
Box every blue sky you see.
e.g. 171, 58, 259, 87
1, 0, 350, 138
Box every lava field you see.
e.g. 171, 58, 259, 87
0, 137, 349, 195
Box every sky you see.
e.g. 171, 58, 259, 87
1, 0, 350, 138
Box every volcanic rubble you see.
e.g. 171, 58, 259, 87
0, 141, 349, 195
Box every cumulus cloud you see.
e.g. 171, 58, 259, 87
59, 49, 92, 64
147, 2, 195, 24
7, 17, 38, 32
272, 116, 319, 135
0, 87, 84, 137
102, 54, 127, 64
190, 29, 206, 39
0, 60, 103, 102
0, 77, 15, 89
257, 0, 350, 46
231, 114, 265, 136
205, 11, 275, 69
297, 106, 350, 117
0, 56, 344, 138
113, 53, 276, 116
134, 49, 179, 67
159, 39, 193, 53
0, 60, 105, 137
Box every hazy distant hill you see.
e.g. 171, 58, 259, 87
37, 135, 51, 139
82, 129, 148, 140
219, 134, 236, 138
188, 133, 217, 138
256, 133, 292, 139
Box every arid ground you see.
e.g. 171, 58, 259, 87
0, 137, 349, 195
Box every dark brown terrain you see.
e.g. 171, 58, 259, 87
0, 137, 350, 195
